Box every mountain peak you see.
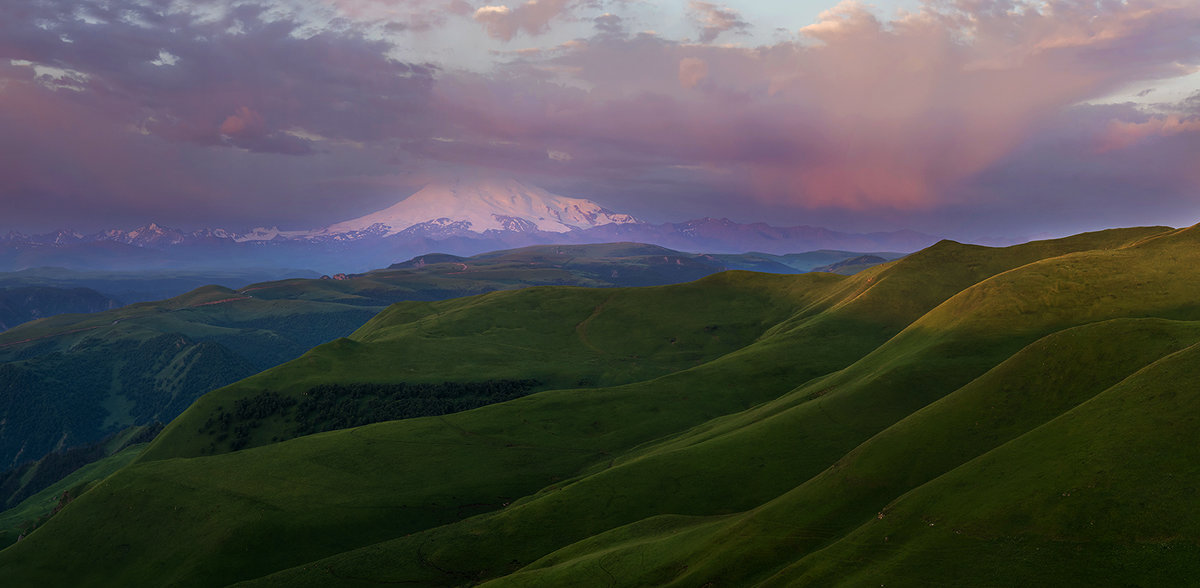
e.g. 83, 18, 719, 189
319, 178, 639, 237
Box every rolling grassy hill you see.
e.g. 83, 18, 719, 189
0, 267, 323, 305
239, 242, 899, 307
0, 285, 380, 471
2, 226, 1196, 586
0, 423, 161, 548
0, 243, 874, 499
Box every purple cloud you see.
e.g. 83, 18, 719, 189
433, 0, 1200, 220
688, 1, 750, 44
1, 0, 1199, 240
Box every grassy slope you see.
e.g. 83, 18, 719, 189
0, 267, 320, 305
0, 443, 148, 548
0, 225, 1188, 586
479, 317, 1200, 587
241, 242, 757, 305
0, 285, 378, 468
466, 226, 1200, 585
0, 271, 850, 587
775, 336, 1200, 587
139, 270, 842, 461
0, 242, 868, 469
241, 227, 1182, 586
239, 242, 912, 306
0, 423, 160, 513
0, 285, 118, 332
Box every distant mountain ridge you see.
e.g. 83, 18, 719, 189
0, 179, 938, 272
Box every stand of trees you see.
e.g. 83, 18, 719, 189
0, 422, 163, 510
200, 380, 542, 451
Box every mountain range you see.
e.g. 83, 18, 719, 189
0, 179, 937, 273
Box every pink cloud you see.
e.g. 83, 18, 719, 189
678, 57, 708, 89
440, 0, 1200, 212
220, 106, 266, 137
1098, 115, 1200, 152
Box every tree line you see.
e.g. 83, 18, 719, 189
199, 380, 542, 452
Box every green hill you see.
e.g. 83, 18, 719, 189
241, 242, 879, 306
0, 423, 160, 548
0, 267, 321, 305
0, 285, 379, 471
0, 243, 862, 476
3, 225, 1198, 586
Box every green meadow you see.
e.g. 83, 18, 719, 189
2, 226, 1198, 586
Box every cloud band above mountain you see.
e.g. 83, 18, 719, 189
0, 0, 1197, 240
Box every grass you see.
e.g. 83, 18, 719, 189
0, 443, 148, 549
0, 285, 379, 470
140, 271, 845, 461
238, 241, 888, 306
3, 225, 1199, 586
0, 241, 873, 470
772, 336, 1200, 586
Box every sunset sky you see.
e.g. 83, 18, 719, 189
2, 0, 1198, 241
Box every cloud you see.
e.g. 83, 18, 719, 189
798, 1, 876, 41
593, 12, 624, 36
953, 101, 1200, 238
0, 0, 440, 228
1, 2, 438, 146
2, 0, 1200, 238
678, 57, 708, 89
150, 50, 179, 67
435, 0, 1200, 217
688, 1, 750, 44
1098, 115, 1200, 152
0, 74, 213, 229
220, 106, 266, 137
473, 0, 574, 41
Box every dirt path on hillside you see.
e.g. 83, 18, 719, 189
575, 294, 616, 355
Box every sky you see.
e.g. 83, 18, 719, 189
1, 0, 1198, 242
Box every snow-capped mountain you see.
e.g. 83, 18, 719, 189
0, 179, 940, 273
114, 223, 189, 247
316, 178, 639, 237
234, 226, 315, 243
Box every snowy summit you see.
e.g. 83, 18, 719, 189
317, 178, 638, 236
